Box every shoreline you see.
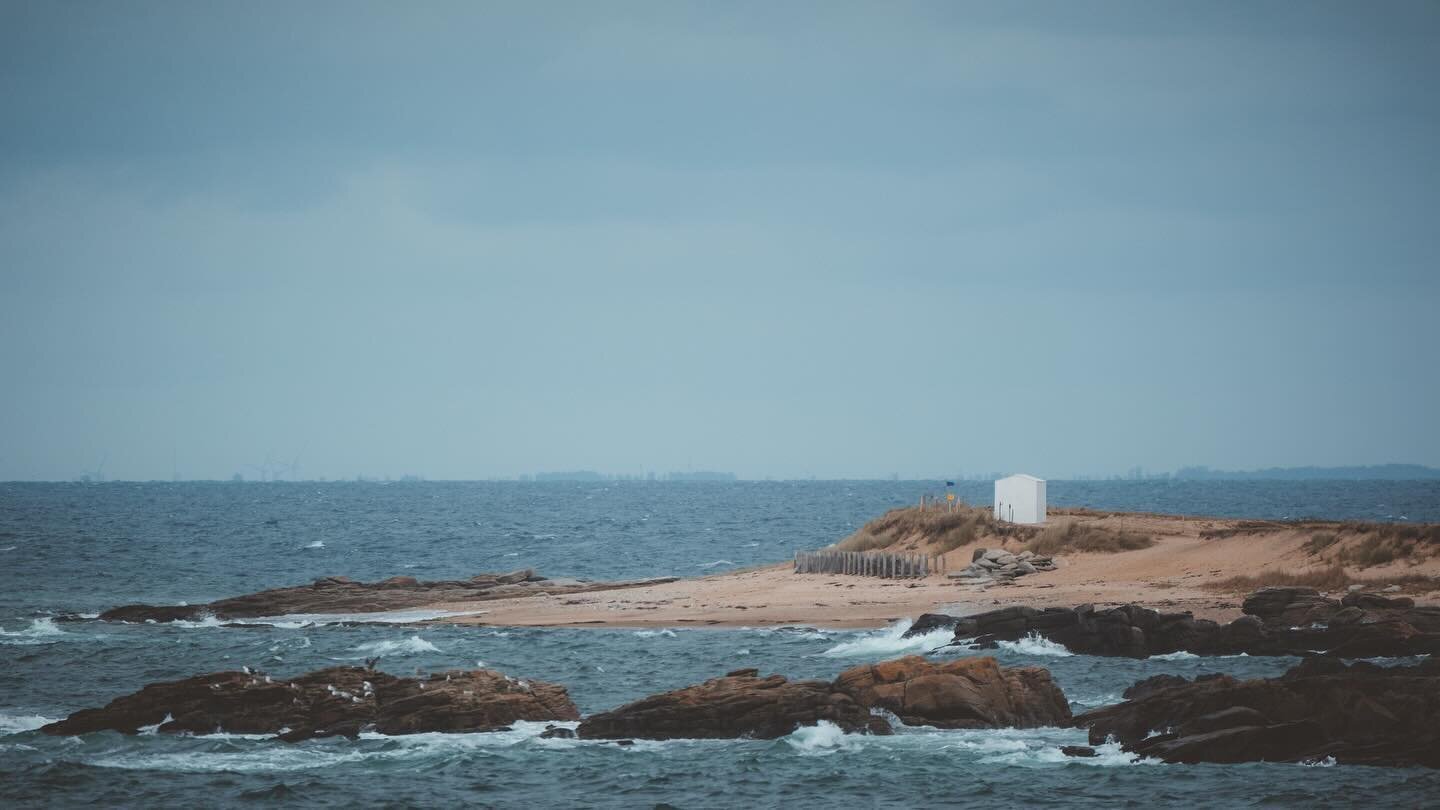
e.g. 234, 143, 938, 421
422, 509, 1440, 630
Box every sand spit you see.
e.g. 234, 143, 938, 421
425, 509, 1440, 629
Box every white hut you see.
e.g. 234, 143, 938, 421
994, 474, 1046, 525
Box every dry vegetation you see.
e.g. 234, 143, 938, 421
1203, 565, 1439, 594
1023, 521, 1156, 556
1204, 564, 1356, 593
835, 506, 1158, 558
1299, 522, 1440, 568
834, 504, 1035, 553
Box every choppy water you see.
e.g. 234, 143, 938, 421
2, 480, 1439, 807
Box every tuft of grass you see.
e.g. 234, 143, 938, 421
1302, 531, 1339, 555
1203, 565, 1354, 593
834, 504, 1036, 553
1023, 521, 1155, 556
1337, 535, 1398, 568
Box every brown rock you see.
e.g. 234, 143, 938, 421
41, 666, 578, 742
1073, 659, 1440, 768
831, 655, 1071, 729
97, 572, 681, 623
577, 670, 890, 740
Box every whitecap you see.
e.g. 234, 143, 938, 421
0, 714, 56, 734
1069, 692, 1122, 708
820, 620, 955, 658
634, 629, 677, 638
0, 617, 74, 644
1147, 650, 1198, 661
697, 559, 736, 569
354, 635, 441, 655
0, 546, 16, 552
996, 632, 1074, 657
303, 541, 325, 549
218, 609, 486, 627
784, 720, 859, 755
170, 615, 225, 629
1302, 756, 1337, 767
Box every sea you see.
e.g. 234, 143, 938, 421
2, 479, 1438, 808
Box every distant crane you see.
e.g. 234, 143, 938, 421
248, 449, 304, 482
79, 454, 107, 483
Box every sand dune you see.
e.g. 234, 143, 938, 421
429, 509, 1440, 629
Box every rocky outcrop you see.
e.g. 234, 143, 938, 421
1073, 658, 1440, 768
576, 668, 890, 740
97, 570, 680, 623
41, 666, 579, 741
831, 655, 1071, 729
576, 656, 1071, 740
924, 588, 1440, 658
947, 547, 1056, 585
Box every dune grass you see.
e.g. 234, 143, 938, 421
1022, 521, 1155, 556
1203, 565, 1438, 594
1297, 522, 1440, 568
1203, 564, 1354, 593
835, 504, 1034, 553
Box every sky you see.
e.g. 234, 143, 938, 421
1, 1, 1438, 481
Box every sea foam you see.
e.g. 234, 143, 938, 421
0, 714, 56, 735
820, 620, 954, 658
355, 635, 441, 656
996, 632, 1074, 657
784, 721, 859, 755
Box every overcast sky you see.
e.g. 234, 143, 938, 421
2, 1, 1437, 481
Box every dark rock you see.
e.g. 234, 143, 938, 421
1060, 745, 1097, 758
1241, 587, 1337, 627
98, 572, 681, 623
902, 613, 962, 638
576, 670, 890, 740
1073, 660, 1440, 768
926, 589, 1440, 659
1122, 674, 1190, 700
1343, 592, 1415, 611
41, 666, 580, 742
831, 655, 1071, 730
539, 725, 577, 739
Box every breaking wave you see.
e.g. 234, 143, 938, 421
996, 633, 1074, 657
354, 635, 441, 656
0, 617, 71, 644
0, 714, 55, 734
1147, 650, 1199, 661
784, 721, 859, 755
821, 620, 954, 658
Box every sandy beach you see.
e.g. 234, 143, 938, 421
425, 509, 1440, 629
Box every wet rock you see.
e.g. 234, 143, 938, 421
539, 725, 577, 739
41, 666, 579, 742
831, 655, 1071, 729
576, 670, 890, 740
1122, 674, 1190, 700
1342, 592, 1414, 611
901, 614, 962, 638
98, 572, 681, 623
1073, 659, 1440, 768
1060, 745, 1097, 758
925, 589, 1440, 659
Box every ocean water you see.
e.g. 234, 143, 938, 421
2, 480, 1438, 808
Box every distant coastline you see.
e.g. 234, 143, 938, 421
1172, 464, 1440, 481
